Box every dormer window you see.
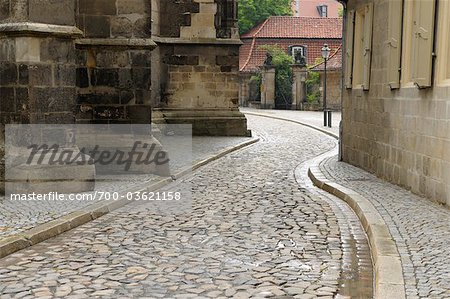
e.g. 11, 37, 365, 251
317, 5, 328, 17
289, 46, 307, 61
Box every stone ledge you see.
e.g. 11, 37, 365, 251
308, 166, 406, 299
75, 38, 157, 50
153, 36, 242, 45
0, 22, 83, 38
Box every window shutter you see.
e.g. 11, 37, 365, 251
362, 3, 373, 90
344, 10, 355, 89
387, 0, 403, 89
412, 0, 436, 88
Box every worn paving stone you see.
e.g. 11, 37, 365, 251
319, 155, 450, 299
0, 115, 372, 298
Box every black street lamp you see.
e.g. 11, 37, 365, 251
321, 44, 331, 127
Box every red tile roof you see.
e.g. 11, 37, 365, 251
241, 16, 343, 39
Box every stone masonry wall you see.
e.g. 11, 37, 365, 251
154, 0, 248, 136
0, 0, 82, 193
0, 37, 78, 125
163, 44, 239, 109
323, 71, 341, 110
343, 0, 450, 206
75, 0, 153, 124
159, 0, 199, 38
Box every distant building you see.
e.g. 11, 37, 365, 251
292, 0, 343, 18
239, 16, 342, 109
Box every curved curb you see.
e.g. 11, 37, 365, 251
0, 137, 260, 259
308, 166, 406, 299
243, 111, 339, 140
245, 111, 406, 299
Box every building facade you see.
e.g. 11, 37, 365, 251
342, 0, 450, 206
239, 16, 342, 109
292, 0, 343, 18
0, 0, 248, 193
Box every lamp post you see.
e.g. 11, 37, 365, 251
321, 44, 331, 127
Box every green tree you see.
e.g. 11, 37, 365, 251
239, 0, 293, 34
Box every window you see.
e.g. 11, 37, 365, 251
351, 4, 373, 90
344, 10, 355, 88
401, 0, 436, 88
317, 5, 328, 18
289, 46, 306, 61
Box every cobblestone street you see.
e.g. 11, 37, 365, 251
0, 115, 373, 298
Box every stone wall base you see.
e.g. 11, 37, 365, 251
155, 108, 250, 136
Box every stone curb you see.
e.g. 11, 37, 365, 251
245, 111, 405, 299
0, 137, 260, 259
308, 166, 406, 299
243, 111, 339, 140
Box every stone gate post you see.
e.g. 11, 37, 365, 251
260, 66, 276, 109
291, 64, 308, 110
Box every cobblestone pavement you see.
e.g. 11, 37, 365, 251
0, 115, 372, 298
240, 108, 341, 136
319, 156, 450, 299
0, 136, 251, 238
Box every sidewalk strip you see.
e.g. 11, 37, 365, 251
0, 137, 260, 259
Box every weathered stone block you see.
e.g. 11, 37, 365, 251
133, 17, 152, 38
84, 16, 111, 38
40, 39, 74, 63
118, 69, 133, 88
15, 87, 29, 110
131, 52, 152, 67
117, 0, 150, 14
29, 0, 75, 25
164, 55, 199, 66
94, 51, 129, 68
76, 67, 89, 88
126, 105, 151, 123
111, 17, 133, 38
28, 64, 52, 86
31, 87, 76, 113
18, 64, 29, 85
0, 88, 15, 112
0, 0, 10, 21
120, 90, 134, 104
131, 68, 151, 89
79, 0, 117, 15
55, 64, 76, 86
135, 89, 150, 104
15, 37, 41, 62
91, 68, 119, 87
0, 62, 17, 85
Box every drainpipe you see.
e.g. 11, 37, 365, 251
338, 0, 347, 161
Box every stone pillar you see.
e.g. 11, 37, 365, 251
238, 72, 252, 107
0, 0, 96, 193
291, 64, 308, 110
260, 66, 276, 109
154, 0, 249, 136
